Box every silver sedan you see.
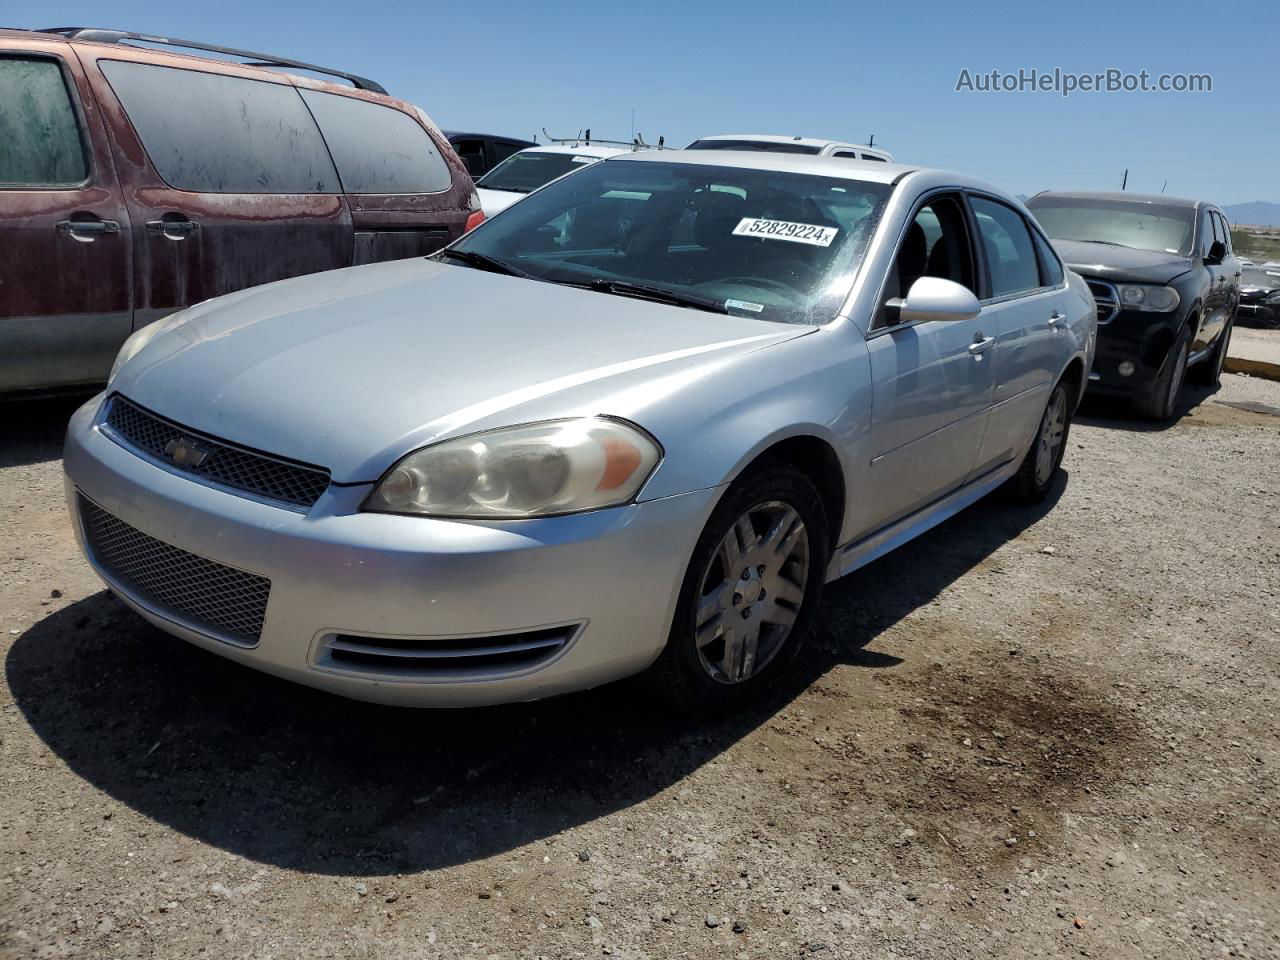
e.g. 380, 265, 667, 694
63, 151, 1096, 709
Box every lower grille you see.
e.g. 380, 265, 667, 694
318, 625, 579, 679
79, 495, 270, 646
104, 395, 330, 510
1086, 279, 1119, 325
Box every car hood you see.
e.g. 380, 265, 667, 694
476, 188, 524, 217
114, 259, 811, 483
1049, 239, 1193, 284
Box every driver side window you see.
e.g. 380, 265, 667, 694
879, 193, 976, 327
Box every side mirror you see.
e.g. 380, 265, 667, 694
1204, 240, 1227, 266
885, 276, 981, 325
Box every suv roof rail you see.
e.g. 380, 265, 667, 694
38, 27, 388, 94
541, 127, 666, 151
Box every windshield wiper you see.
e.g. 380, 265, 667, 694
435, 248, 534, 278
587, 279, 727, 314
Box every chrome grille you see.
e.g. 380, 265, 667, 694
1086, 279, 1119, 325
317, 625, 579, 679
79, 495, 270, 646
104, 395, 330, 509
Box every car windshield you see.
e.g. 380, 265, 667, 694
687, 139, 822, 155
1027, 197, 1195, 256
447, 158, 891, 325
475, 151, 602, 193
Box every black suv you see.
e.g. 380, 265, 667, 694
1026, 191, 1240, 420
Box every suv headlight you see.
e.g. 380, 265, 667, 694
364, 418, 661, 519
1117, 284, 1180, 312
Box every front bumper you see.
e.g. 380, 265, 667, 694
1084, 307, 1182, 397
63, 396, 717, 707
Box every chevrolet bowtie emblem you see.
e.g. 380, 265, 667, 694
164, 436, 210, 468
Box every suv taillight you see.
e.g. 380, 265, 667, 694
464, 210, 485, 233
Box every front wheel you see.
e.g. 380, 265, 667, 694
1005, 379, 1073, 503
650, 462, 829, 711
1135, 324, 1191, 421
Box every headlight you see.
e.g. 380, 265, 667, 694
107, 312, 186, 385
1117, 284, 1180, 312
364, 418, 662, 519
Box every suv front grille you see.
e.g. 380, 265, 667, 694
317, 625, 580, 679
103, 395, 330, 510
1086, 279, 1120, 325
79, 495, 270, 646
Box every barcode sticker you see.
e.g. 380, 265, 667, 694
732, 217, 838, 247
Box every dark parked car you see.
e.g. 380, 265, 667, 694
1026, 191, 1240, 420
0, 27, 481, 395
1237, 266, 1280, 328
442, 131, 536, 178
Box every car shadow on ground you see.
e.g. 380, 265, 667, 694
1, 394, 95, 468
1075, 382, 1220, 433
6, 474, 1065, 875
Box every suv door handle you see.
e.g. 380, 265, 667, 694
968, 335, 995, 356
1048, 311, 1065, 329
145, 218, 199, 239
56, 219, 120, 242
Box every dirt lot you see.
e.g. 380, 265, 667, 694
3, 374, 1279, 960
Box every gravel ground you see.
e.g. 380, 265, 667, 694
2, 374, 1279, 960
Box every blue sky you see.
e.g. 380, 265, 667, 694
9, 0, 1275, 204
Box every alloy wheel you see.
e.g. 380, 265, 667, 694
1034, 388, 1068, 488
694, 501, 810, 684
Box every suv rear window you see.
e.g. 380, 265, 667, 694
300, 90, 451, 194
99, 60, 339, 194
0, 58, 88, 187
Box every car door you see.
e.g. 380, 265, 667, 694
0, 42, 132, 392
968, 194, 1067, 476
298, 88, 463, 264
861, 191, 997, 530
81, 50, 354, 328
1213, 210, 1241, 335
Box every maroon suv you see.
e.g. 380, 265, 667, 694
0, 27, 482, 394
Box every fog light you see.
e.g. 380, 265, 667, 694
1118, 361, 1136, 377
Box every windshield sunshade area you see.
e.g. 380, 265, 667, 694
448, 159, 892, 324
476, 151, 601, 194
1028, 198, 1195, 257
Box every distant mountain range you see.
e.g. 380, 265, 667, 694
1223, 201, 1280, 227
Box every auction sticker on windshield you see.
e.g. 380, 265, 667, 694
733, 218, 838, 247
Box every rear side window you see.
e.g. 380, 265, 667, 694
99, 60, 339, 193
301, 90, 451, 194
0, 58, 88, 187
970, 196, 1041, 298
1033, 229, 1064, 286
1214, 212, 1233, 254
861, 154, 888, 162
493, 140, 528, 164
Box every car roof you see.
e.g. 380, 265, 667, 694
1031, 190, 1202, 209
443, 130, 536, 144
692, 133, 886, 152
515, 144, 634, 158
609, 148, 914, 184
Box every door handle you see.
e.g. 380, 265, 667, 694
968, 335, 996, 356
1048, 311, 1065, 329
56, 219, 120, 242
145, 218, 199, 239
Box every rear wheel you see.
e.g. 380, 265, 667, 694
1188, 317, 1233, 387
650, 462, 829, 711
1006, 379, 1072, 503
1135, 324, 1191, 421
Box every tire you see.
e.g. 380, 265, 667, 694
1005, 378, 1073, 503
1187, 317, 1233, 387
649, 461, 830, 712
1134, 324, 1191, 421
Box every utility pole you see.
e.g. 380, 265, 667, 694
1121, 169, 1128, 191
